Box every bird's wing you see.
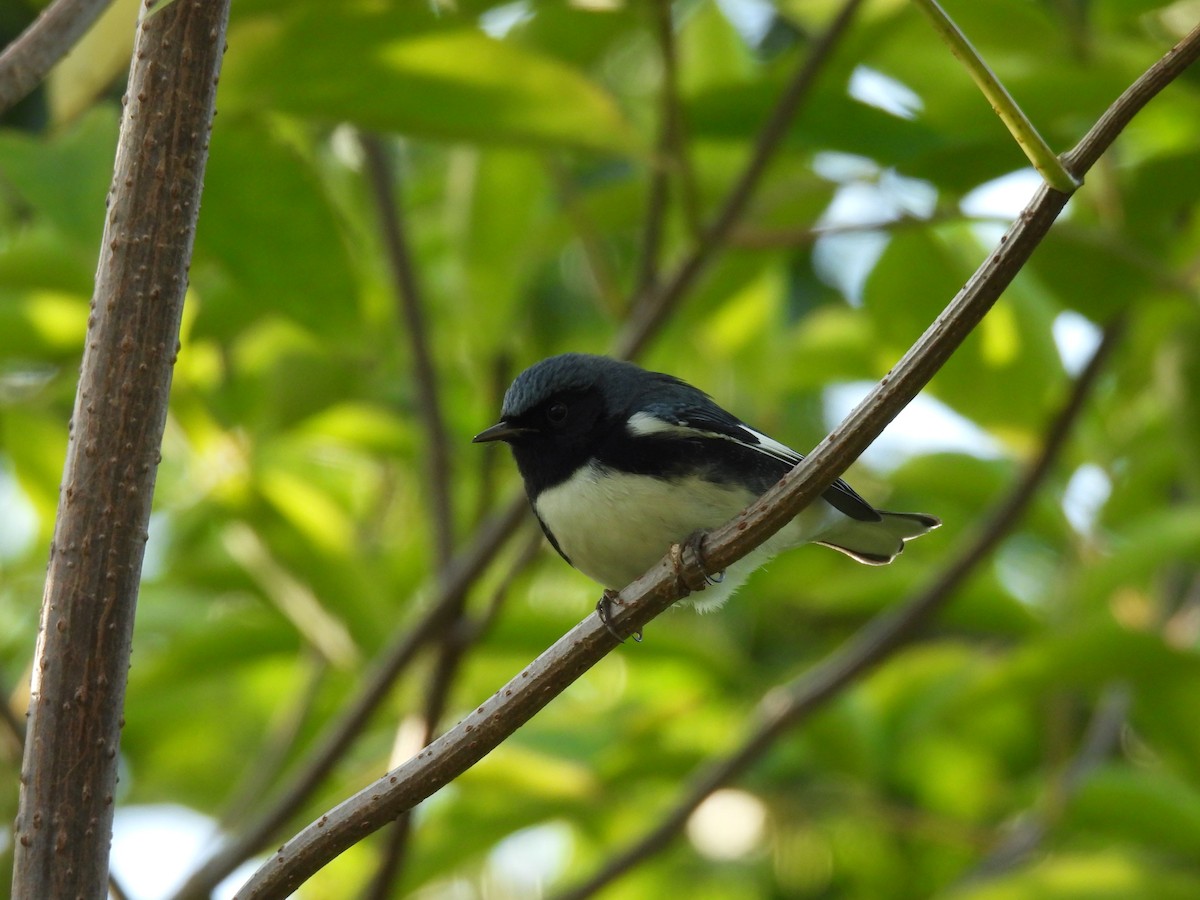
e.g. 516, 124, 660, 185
632, 402, 881, 523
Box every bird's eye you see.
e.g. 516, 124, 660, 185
546, 401, 568, 425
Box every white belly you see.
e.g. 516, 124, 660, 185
533, 462, 838, 609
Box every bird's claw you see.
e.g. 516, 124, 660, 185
597, 589, 642, 643
673, 531, 720, 593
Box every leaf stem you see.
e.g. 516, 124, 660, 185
912, 0, 1080, 193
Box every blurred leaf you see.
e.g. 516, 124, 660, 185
865, 227, 1064, 434
945, 850, 1200, 899
0, 108, 116, 250
3, 3, 1200, 898
1068, 766, 1200, 859
222, 11, 640, 154
192, 119, 359, 339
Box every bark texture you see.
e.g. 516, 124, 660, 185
12, 1, 230, 896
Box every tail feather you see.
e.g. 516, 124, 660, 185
816, 511, 941, 566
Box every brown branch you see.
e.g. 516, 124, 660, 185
613, 0, 867, 360
364, 523, 544, 899
106, 872, 131, 900
11, 1, 230, 896
233, 22, 1198, 900
691, 20, 1200, 584
727, 211, 1011, 249
3, 677, 133, 900
171, 496, 526, 900
0, 0, 114, 115
360, 133, 455, 569
1061, 22, 1200, 175
552, 315, 1125, 900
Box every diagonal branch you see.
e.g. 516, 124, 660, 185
959, 682, 1130, 885
232, 24, 1198, 898
0, 0, 115, 115
360, 133, 455, 569
632, 0, 683, 300
613, 0, 867, 360
551, 314, 1125, 900
692, 21, 1200, 582
170, 497, 526, 900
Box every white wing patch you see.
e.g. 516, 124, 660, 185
626, 411, 802, 466
741, 425, 802, 465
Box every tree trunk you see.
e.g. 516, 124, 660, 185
12, 1, 230, 896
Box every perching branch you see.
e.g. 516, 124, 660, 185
552, 314, 1126, 900
11, 0, 230, 897
692, 22, 1199, 583
240, 32, 878, 872
0, 0, 115, 115
233, 24, 1199, 900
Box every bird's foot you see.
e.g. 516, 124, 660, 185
596, 589, 642, 643
672, 531, 723, 593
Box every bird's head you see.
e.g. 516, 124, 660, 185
473, 353, 651, 493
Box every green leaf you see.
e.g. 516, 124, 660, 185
1068, 766, 1200, 858
191, 119, 360, 339
864, 227, 1063, 435
945, 851, 1200, 900
222, 11, 640, 154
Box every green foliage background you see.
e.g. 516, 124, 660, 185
2, 0, 1200, 897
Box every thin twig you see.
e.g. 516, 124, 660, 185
218, 655, 329, 830
470, 525, 546, 641
959, 683, 1130, 884
359, 131, 461, 895
0, 0, 114, 115
360, 133, 455, 568
364, 523, 544, 899
235, 23, 1198, 900
728, 211, 1011, 249
691, 18, 1200, 580
1061, 20, 1200, 175
912, 0, 1078, 192
613, 0, 867, 360
107, 872, 131, 900
633, 0, 681, 300
552, 316, 1125, 900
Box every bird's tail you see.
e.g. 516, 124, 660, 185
816, 511, 941, 565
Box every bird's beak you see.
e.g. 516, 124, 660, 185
472, 421, 529, 444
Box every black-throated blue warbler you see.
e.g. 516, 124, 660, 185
474, 353, 939, 613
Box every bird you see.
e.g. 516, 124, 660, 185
474, 353, 939, 616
